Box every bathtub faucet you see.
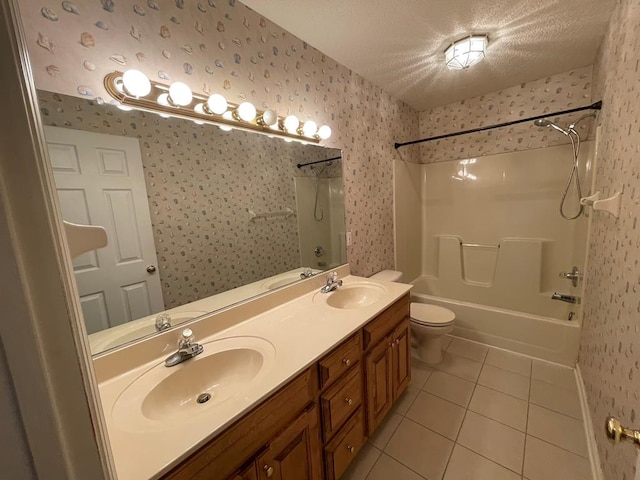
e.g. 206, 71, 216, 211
551, 292, 579, 304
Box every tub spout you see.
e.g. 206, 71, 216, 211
551, 292, 579, 304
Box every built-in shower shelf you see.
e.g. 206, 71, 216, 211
580, 189, 622, 218
248, 207, 296, 222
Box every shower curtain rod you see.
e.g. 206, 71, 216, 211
394, 100, 603, 150
296, 155, 342, 169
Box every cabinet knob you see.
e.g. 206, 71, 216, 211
263, 465, 274, 478
395, 339, 400, 345
345, 397, 353, 406
347, 445, 355, 454
342, 358, 351, 367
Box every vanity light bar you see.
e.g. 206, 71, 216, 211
104, 71, 331, 143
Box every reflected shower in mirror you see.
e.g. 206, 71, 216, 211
37, 91, 345, 355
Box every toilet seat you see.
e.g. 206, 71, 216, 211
410, 303, 455, 327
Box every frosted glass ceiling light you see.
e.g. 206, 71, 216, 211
235, 102, 257, 122
317, 125, 332, 140
168, 81, 192, 106
284, 115, 299, 134
301, 121, 318, 138
445, 35, 488, 70
206, 94, 228, 115
122, 69, 151, 97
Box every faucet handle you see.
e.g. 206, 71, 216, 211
178, 328, 194, 348
327, 271, 338, 283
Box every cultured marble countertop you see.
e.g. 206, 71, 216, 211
96, 274, 412, 480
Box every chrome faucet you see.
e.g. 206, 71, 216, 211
300, 268, 315, 279
164, 328, 203, 367
551, 293, 579, 304
559, 266, 581, 287
155, 313, 172, 332
321, 271, 343, 293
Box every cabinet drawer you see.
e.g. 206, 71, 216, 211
320, 366, 362, 440
324, 408, 365, 480
363, 294, 409, 351
318, 332, 361, 390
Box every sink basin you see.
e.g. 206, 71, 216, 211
318, 283, 387, 309
112, 336, 276, 432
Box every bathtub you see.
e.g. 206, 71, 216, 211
411, 281, 580, 366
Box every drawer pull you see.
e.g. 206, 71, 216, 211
263, 465, 274, 478
345, 397, 353, 406
342, 358, 351, 367
347, 445, 355, 454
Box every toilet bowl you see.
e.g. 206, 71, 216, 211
410, 303, 456, 365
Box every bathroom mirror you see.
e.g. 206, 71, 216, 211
37, 90, 346, 355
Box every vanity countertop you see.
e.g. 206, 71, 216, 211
96, 273, 412, 480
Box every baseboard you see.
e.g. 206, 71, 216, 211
575, 364, 603, 480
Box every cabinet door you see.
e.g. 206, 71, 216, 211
256, 404, 322, 480
391, 319, 411, 399
364, 337, 393, 434
230, 462, 258, 480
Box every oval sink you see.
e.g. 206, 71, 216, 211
112, 336, 276, 432
321, 283, 387, 309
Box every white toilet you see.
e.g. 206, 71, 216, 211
370, 270, 456, 365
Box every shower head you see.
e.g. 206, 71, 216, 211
533, 118, 571, 136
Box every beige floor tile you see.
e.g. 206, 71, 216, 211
409, 360, 433, 390
523, 436, 591, 480
529, 378, 582, 419
392, 386, 420, 415
423, 370, 476, 407
457, 411, 525, 473
531, 360, 577, 391
444, 444, 521, 480
446, 337, 489, 362
485, 349, 532, 377
342, 442, 381, 480
435, 352, 483, 382
366, 453, 425, 480
406, 392, 466, 440
478, 364, 530, 400
385, 418, 454, 480
527, 404, 588, 457
469, 385, 528, 431
369, 411, 403, 450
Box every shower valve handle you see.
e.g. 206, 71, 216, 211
559, 266, 581, 287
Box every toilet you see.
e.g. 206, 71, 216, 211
370, 270, 456, 365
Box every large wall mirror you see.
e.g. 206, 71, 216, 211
37, 90, 346, 355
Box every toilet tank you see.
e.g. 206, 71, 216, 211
370, 270, 403, 282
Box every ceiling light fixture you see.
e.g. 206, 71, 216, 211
444, 35, 488, 70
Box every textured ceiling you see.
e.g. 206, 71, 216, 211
242, 0, 616, 111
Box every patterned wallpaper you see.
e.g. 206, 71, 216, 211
418, 66, 595, 163
19, 0, 420, 277
579, 0, 640, 478
38, 90, 342, 309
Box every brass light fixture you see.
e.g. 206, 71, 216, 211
104, 70, 332, 143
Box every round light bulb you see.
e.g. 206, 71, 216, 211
317, 125, 332, 140
236, 102, 257, 122
260, 109, 278, 126
207, 94, 228, 115
219, 111, 234, 131
122, 69, 151, 97
302, 120, 318, 137
168, 82, 192, 106
116, 103, 133, 111
194, 103, 206, 115
283, 115, 299, 133
193, 120, 204, 125
159, 113, 171, 118
157, 93, 170, 106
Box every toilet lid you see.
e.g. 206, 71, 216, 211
410, 303, 455, 326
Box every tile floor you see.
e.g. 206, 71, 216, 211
342, 336, 592, 480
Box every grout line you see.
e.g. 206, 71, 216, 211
521, 357, 533, 475
525, 433, 591, 460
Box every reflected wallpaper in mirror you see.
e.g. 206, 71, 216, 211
38, 91, 345, 354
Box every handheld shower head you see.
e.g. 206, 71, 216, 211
568, 113, 597, 131
534, 118, 570, 136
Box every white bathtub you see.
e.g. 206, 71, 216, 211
411, 288, 580, 366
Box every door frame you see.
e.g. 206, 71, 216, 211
0, 1, 113, 478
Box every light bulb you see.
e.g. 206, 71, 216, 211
283, 115, 299, 134
236, 102, 257, 122
116, 103, 133, 111
157, 93, 170, 106
302, 121, 318, 137
158, 113, 171, 118
168, 82, 192, 106
193, 120, 204, 125
206, 94, 228, 115
317, 125, 332, 140
122, 69, 151, 97
258, 109, 278, 126
194, 103, 206, 115
219, 111, 233, 131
